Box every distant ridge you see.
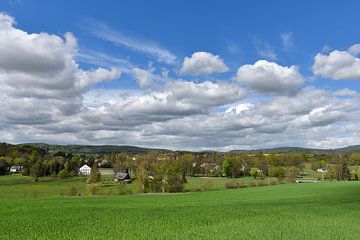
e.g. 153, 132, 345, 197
15, 143, 360, 155
18, 143, 172, 155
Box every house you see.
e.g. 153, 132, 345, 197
79, 164, 91, 175
9, 166, 22, 174
114, 170, 132, 183
316, 168, 328, 173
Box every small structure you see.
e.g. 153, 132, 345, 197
79, 164, 91, 175
114, 170, 132, 183
316, 168, 328, 173
9, 166, 22, 174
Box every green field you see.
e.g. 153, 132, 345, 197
1, 175, 360, 239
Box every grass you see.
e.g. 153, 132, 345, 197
0, 175, 88, 199
0, 175, 277, 198
1, 176, 360, 239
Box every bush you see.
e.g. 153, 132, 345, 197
58, 169, 69, 179
164, 174, 184, 193
270, 179, 278, 185
68, 186, 79, 196
225, 181, 238, 189
88, 184, 101, 195
257, 180, 268, 187
225, 180, 248, 189
249, 181, 257, 187
88, 164, 101, 184
191, 187, 202, 192
117, 184, 133, 195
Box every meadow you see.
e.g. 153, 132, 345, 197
1, 175, 360, 239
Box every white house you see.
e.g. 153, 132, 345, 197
9, 166, 22, 174
79, 165, 91, 175
316, 168, 328, 173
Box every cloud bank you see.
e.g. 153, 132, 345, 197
0, 13, 359, 151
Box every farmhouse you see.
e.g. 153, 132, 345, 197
114, 170, 132, 183
79, 164, 91, 175
9, 165, 22, 174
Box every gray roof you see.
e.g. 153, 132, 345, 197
115, 172, 130, 180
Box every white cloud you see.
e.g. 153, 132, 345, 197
225, 103, 254, 115
312, 43, 360, 80
77, 49, 134, 74
0, 13, 119, 125
0, 13, 360, 151
348, 43, 360, 55
236, 60, 304, 95
254, 38, 277, 61
132, 67, 162, 88
86, 21, 176, 64
179, 52, 229, 76
281, 32, 293, 50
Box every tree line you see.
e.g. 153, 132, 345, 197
1, 143, 359, 190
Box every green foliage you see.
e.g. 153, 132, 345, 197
136, 158, 184, 193
87, 184, 101, 195
286, 166, 299, 182
57, 169, 70, 179
270, 166, 286, 179
336, 160, 351, 181
222, 159, 232, 177
88, 164, 101, 184
0, 157, 9, 175
250, 167, 259, 179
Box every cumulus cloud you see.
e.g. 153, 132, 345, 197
179, 52, 229, 76
312, 43, 360, 80
80, 80, 246, 128
236, 60, 303, 95
1, 12, 360, 151
132, 67, 162, 88
73, 87, 359, 150
0, 13, 119, 125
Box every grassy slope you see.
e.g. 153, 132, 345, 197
1, 180, 360, 239
0, 175, 266, 199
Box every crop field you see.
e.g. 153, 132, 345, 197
1, 178, 360, 239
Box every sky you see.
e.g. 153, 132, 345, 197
0, 0, 360, 151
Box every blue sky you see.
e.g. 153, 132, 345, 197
3, 0, 360, 90
0, 0, 359, 150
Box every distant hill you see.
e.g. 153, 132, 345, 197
230, 146, 360, 154
18, 143, 172, 155
15, 143, 360, 155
